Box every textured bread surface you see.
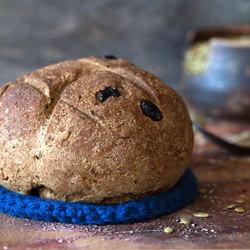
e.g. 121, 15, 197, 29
0, 56, 193, 204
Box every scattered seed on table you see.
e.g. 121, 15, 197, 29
226, 204, 237, 210
235, 207, 246, 213
198, 188, 208, 194
194, 212, 209, 218
164, 227, 174, 234
180, 218, 191, 225
236, 199, 245, 204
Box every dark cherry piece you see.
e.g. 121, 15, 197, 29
141, 100, 163, 122
100, 55, 117, 59
98, 87, 120, 103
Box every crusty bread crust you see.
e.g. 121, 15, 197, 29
0, 57, 193, 204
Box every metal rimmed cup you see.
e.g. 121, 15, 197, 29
182, 26, 250, 121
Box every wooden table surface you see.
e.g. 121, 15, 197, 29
0, 120, 250, 249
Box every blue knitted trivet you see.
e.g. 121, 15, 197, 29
0, 168, 197, 225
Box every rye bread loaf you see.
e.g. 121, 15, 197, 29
0, 56, 193, 204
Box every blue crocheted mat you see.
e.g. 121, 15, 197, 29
0, 168, 197, 225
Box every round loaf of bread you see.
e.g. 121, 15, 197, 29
0, 56, 193, 204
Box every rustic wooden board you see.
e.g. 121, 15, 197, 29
0, 120, 250, 249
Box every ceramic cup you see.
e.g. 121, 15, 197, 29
182, 26, 250, 121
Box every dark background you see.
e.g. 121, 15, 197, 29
1, 0, 250, 93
